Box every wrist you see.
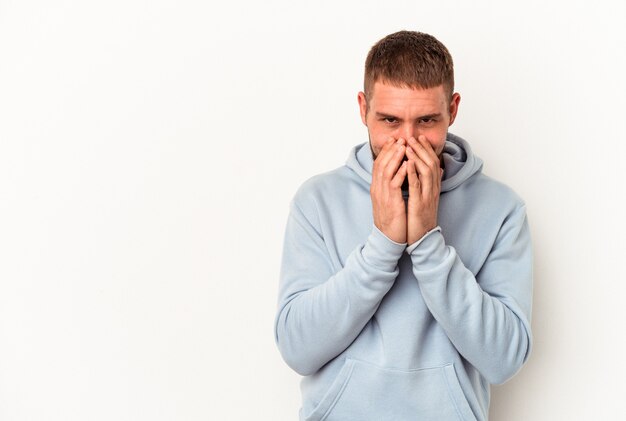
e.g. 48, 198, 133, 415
374, 222, 407, 244
406, 226, 442, 254
407, 224, 436, 245
362, 225, 407, 270
373, 224, 407, 246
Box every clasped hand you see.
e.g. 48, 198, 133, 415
370, 136, 443, 245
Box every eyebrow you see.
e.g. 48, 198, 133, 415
375, 112, 443, 120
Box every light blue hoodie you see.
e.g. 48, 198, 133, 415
275, 133, 533, 421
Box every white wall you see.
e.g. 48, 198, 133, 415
1, 1, 624, 419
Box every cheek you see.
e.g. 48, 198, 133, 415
433, 137, 446, 153
434, 141, 446, 157
366, 123, 390, 157
370, 140, 384, 159
427, 129, 448, 156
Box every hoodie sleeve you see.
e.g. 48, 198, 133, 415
274, 197, 405, 376
407, 204, 533, 385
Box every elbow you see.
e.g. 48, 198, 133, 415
274, 314, 322, 376
275, 335, 320, 376
485, 337, 532, 385
485, 362, 522, 385
281, 350, 320, 376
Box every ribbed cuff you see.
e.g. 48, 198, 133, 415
361, 225, 407, 271
406, 229, 450, 270
405, 226, 442, 254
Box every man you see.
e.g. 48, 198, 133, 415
274, 30, 532, 421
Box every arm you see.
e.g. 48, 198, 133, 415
404, 135, 532, 384
407, 204, 533, 384
274, 199, 405, 376
275, 138, 409, 376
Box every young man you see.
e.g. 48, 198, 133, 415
274, 31, 533, 421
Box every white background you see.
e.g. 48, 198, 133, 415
1, 0, 625, 420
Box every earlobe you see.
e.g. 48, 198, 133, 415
357, 92, 368, 126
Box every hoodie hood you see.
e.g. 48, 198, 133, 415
346, 132, 483, 192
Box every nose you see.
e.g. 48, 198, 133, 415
396, 123, 420, 142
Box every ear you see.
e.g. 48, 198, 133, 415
357, 91, 368, 126
448, 92, 461, 126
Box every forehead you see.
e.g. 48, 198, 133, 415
369, 81, 448, 114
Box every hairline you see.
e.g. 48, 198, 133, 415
364, 78, 454, 112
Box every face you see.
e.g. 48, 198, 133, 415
358, 81, 461, 159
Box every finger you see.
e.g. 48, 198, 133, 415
435, 167, 443, 194
379, 140, 406, 183
372, 141, 405, 205
390, 161, 408, 189
416, 135, 441, 166
409, 137, 440, 195
406, 157, 420, 194
372, 137, 395, 167
417, 136, 443, 193
374, 138, 401, 173
379, 137, 396, 156
406, 144, 433, 197
408, 137, 437, 169
372, 138, 397, 194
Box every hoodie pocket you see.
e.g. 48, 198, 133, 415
305, 359, 476, 421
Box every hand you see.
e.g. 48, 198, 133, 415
371, 137, 408, 244
405, 135, 443, 245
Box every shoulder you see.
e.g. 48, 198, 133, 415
466, 173, 527, 218
286, 166, 357, 233
474, 173, 524, 203
292, 166, 358, 208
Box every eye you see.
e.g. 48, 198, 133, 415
419, 118, 436, 125
383, 117, 398, 124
